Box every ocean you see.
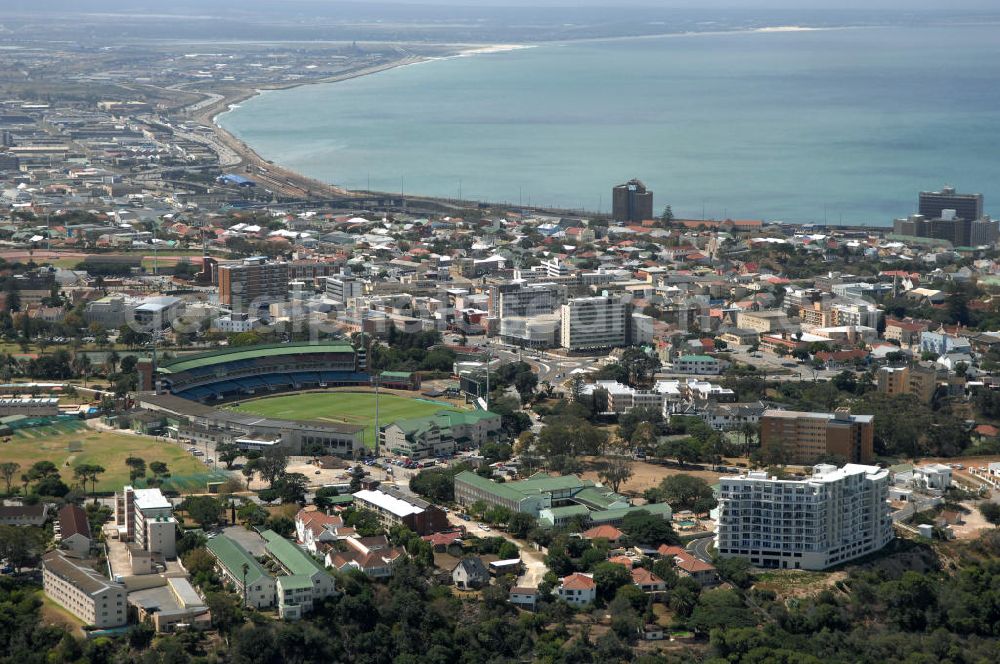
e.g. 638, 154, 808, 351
217, 24, 1000, 225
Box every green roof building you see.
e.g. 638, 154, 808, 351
206, 535, 275, 609
454, 471, 673, 528
261, 530, 337, 618
381, 409, 501, 459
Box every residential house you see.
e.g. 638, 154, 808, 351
657, 545, 718, 586
580, 524, 625, 546
557, 572, 597, 607
509, 586, 539, 610
630, 566, 669, 594
452, 556, 490, 590
326, 535, 405, 578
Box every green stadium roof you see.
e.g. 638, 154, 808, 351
206, 535, 269, 586
380, 371, 413, 379
261, 529, 327, 576
159, 342, 355, 374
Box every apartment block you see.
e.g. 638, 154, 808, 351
114, 486, 176, 558
352, 487, 449, 536
206, 534, 276, 609
716, 463, 893, 570
218, 257, 290, 311
560, 295, 628, 351
324, 275, 364, 303
759, 408, 874, 465
877, 365, 941, 404
42, 550, 127, 628
735, 310, 791, 335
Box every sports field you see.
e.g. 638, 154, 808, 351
0, 420, 227, 494
228, 391, 465, 448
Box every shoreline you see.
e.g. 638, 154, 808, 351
192, 25, 962, 221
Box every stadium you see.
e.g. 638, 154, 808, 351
136, 341, 497, 460
143, 342, 371, 402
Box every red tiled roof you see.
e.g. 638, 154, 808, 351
631, 567, 664, 586
608, 555, 634, 568
422, 531, 464, 547
561, 573, 596, 590
581, 525, 624, 541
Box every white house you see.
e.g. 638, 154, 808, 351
557, 572, 596, 607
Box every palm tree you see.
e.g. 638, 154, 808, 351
241, 562, 250, 609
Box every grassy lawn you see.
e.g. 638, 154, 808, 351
39, 592, 86, 631
228, 391, 466, 448
0, 422, 226, 494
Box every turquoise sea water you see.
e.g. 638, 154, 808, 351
218, 24, 1000, 225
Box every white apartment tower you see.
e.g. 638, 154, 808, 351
560, 295, 628, 351
716, 463, 893, 570
115, 485, 177, 558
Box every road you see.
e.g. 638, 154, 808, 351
687, 534, 716, 564
446, 514, 548, 588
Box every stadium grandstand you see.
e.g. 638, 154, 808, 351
140, 342, 369, 403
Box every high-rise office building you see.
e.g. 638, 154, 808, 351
716, 463, 893, 570
612, 179, 654, 223
218, 257, 290, 311
918, 185, 983, 222
560, 295, 628, 351
759, 408, 874, 465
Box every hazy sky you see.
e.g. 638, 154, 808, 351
377, 0, 995, 8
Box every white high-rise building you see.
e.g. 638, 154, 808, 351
115, 485, 177, 558
715, 464, 893, 571
560, 295, 627, 351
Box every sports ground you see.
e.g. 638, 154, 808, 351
228, 390, 466, 448
0, 419, 227, 494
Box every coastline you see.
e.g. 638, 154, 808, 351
194, 27, 859, 207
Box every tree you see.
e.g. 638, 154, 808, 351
149, 460, 170, 477
619, 510, 678, 547
266, 515, 295, 538
659, 474, 716, 512
630, 421, 657, 452
598, 456, 634, 493
181, 546, 217, 576
274, 473, 308, 505
314, 486, 341, 510
238, 501, 268, 526
217, 442, 241, 469
0, 524, 46, 570
258, 446, 289, 488
183, 495, 223, 529
349, 465, 365, 493
125, 456, 146, 483
205, 591, 245, 634
979, 501, 1000, 528
592, 561, 633, 603
507, 512, 536, 539
0, 462, 20, 495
